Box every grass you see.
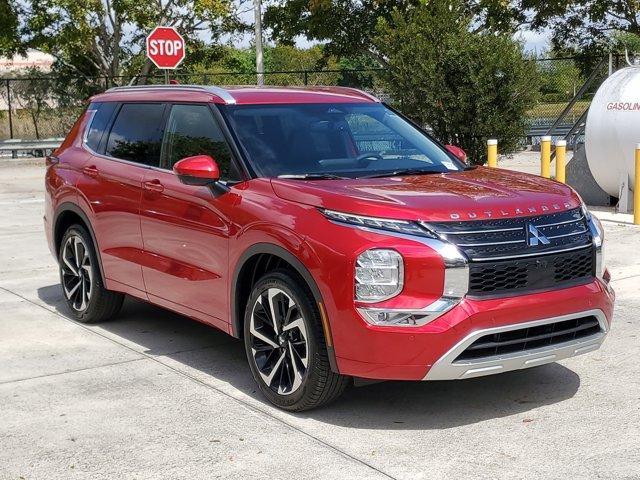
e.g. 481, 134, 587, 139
525, 100, 591, 120
0, 107, 81, 141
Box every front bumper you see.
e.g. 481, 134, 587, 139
424, 308, 608, 380
332, 279, 614, 380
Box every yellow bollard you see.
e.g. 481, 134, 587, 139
555, 140, 566, 183
487, 139, 498, 168
635, 144, 640, 226
540, 135, 551, 178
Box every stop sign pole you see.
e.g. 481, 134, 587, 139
146, 26, 186, 84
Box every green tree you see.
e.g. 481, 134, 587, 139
23, 0, 237, 79
614, 31, 640, 59
264, 0, 417, 65
0, 0, 22, 57
182, 44, 342, 86
537, 56, 584, 102
336, 54, 384, 89
264, 0, 525, 65
522, 0, 640, 54
374, 0, 539, 164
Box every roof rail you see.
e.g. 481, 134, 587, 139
104, 84, 380, 104
105, 84, 237, 104
321, 86, 381, 102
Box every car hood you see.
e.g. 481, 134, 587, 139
270, 167, 582, 222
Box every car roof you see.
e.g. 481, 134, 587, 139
90, 85, 380, 105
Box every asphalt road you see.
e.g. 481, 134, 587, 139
1, 161, 639, 480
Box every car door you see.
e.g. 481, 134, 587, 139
77, 102, 166, 294
139, 103, 242, 326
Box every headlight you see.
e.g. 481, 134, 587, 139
355, 249, 403, 302
324, 208, 469, 327
584, 205, 606, 279
321, 209, 438, 238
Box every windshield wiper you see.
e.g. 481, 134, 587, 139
278, 173, 349, 180
357, 169, 442, 179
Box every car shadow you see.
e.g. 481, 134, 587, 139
37, 283, 581, 430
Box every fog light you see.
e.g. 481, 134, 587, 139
355, 249, 403, 302
357, 298, 460, 327
360, 309, 427, 326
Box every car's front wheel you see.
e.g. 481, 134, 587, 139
58, 224, 124, 323
244, 270, 349, 411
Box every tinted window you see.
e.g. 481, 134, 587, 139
106, 103, 165, 166
85, 102, 116, 152
162, 104, 239, 181
222, 103, 461, 178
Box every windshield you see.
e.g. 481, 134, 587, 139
220, 103, 462, 179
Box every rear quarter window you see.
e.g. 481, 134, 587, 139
84, 102, 117, 152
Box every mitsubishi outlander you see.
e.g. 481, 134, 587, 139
44, 85, 614, 410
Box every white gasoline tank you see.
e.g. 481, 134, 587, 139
585, 66, 640, 197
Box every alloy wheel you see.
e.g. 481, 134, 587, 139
61, 235, 93, 312
249, 287, 309, 395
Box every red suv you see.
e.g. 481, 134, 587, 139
45, 85, 614, 410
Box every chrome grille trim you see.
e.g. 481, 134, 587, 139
427, 226, 523, 235
470, 243, 592, 262
546, 229, 588, 240
535, 215, 586, 228
424, 309, 608, 380
456, 239, 526, 247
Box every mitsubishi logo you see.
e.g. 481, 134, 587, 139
527, 224, 550, 247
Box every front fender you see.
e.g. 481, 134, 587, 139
229, 221, 323, 334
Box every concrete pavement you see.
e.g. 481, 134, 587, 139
1, 161, 639, 480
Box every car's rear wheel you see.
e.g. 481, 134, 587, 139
244, 269, 349, 411
58, 225, 124, 323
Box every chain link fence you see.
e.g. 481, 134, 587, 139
0, 56, 623, 142
523, 55, 623, 145
0, 68, 387, 141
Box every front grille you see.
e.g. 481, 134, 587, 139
425, 208, 595, 296
455, 315, 602, 361
468, 248, 594, 295
426, 208, 591, 261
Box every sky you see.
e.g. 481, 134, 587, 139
516, 28, 553, 54
292, 29, 552, 54
231, 26, 552, 55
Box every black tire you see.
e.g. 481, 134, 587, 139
58, 224, 124, 323
243, 269, 349, 411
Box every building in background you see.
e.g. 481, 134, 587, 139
0, 49, 54, 75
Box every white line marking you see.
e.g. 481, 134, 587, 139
0, 198, 44, 205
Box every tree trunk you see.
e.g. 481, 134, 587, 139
30, 111, 40, 140
137, 59, 155, 85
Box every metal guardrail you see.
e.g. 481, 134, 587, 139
525, 125, 575, 146
0, 138, 62, 158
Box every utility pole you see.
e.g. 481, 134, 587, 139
254, 0, 264, 86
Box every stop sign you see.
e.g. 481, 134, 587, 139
146, 26, 185, 69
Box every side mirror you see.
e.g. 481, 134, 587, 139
445, 144, 468, 164
173, 155, 220, 186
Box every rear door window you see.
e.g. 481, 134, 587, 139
106, 103, 166, 166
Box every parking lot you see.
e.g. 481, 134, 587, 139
1, 160, 639, 480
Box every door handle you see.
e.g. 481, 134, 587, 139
83, 165, 99, 178
143, 179, 164, 193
